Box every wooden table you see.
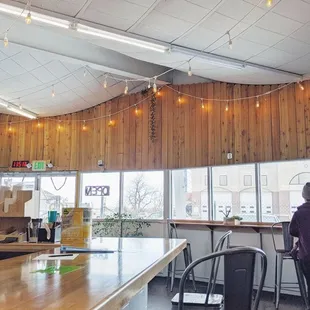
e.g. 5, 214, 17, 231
169, 220, 281, 251
0, 242, 60, 252
0, 237, 186, 310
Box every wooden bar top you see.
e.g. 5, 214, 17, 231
0, 242, 60, 252
169, 219, 282, 231
0, 237, 186, 309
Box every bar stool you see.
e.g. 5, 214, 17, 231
166, 221, 196, 292
271, 221, 309, 310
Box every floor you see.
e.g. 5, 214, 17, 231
148, 277, 306, 310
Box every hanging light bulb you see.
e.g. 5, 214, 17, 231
37, 120, 41, 128
135, 105, 140, 116
57, 120, 61, 130
153, 76, 157, 93
124, 80, 129, 95
188, 62, 192, 77
178, 92, 182, 103
201, 98, 205, 109
298, 81, 304, 91
266, 0, 272, 7
108, 115, 115, 127
8, 122, 12, 132
256, 97, 260, 108
19, 104, 23, 110
103, 76, 108, 89
84, 68, 87, 77
3, 32, 8, 48
25, 11, 32, 24
52, 85, 55, 97
225, 101, 229, 112
227, 31, 233, 50
82, 120, 87, 131
148, 79, 151, 89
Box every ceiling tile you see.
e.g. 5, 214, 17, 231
290, 24, 310, 44
200, 12, 237, 33
255, 12, 303, 36
11, 52, 41, 71
278, 53, 310, 74
240, 26, 285, 46
16, 73, 42, 88
30, 66, 56, 84
272, 0, 310, 24
254, 47, 298, 66
216, 0, 254, 20
274, 37, 310, 57
248, 55, 285, 68
0, 59, 26, 76
183, 0, 222, 10
61, 75, 84, 89
44, 61, 71, 78
155, 0, 210, 24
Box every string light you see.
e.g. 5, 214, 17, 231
266, 0, 272, 7
25, 11, 32, 24
37, 120, 41, 128
148, 79, 151, 89
103, 76, 108, 88
156, 90, 161, 96
3, 32, 8, 48
57, 120, 61, 130
201, 98, 205, 109
227, 31, 233, 50
188, 62, 192, 77
134, 105, 140, 116
225, 101, 229, 112
298, 81, 304, 91
124, 80, 128, 95
153, 76, 157, 93
8, 122, 12, 132
82, 120, 87, 131
256, 97, 260, 108
52, 85, 55, 97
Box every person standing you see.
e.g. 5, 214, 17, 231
290, 182, 310, 304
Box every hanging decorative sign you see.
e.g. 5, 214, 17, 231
11, 160, 29, 168
85, 186, 110, 196
32, 160, 46, 171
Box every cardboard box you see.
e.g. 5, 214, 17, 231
61, 208, 92, 245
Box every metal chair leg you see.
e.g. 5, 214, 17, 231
185, 244, 197, 292
166, 261, 172, 288
171, 255, 177, 292
274, 254, 278, 304
295, 260, 310, 309
275, 253, 283, 310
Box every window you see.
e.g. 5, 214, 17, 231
80, 172, 120, 219
212, 164, 256, 221
172, 168, 209, 219
40, 175, 76, 219
1, 175, 35, 190
260, 160, 310, 221
123, 171, 164, 219
261, 175, 268, 186
244, 175, 252, 187
219, 175, 228, 186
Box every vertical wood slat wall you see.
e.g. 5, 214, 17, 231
0, 81, 309, 172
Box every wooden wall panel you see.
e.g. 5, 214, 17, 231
0, 81, 310, 172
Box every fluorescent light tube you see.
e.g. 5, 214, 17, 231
172, 46, 245, 70
8, 106, 37, 119
77, 24, 169, 53
0, 3, 70, 29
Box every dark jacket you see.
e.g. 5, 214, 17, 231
290, 202, 310, 261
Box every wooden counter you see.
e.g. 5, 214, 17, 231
0, 237, 186, 310
0, 242, 60, 252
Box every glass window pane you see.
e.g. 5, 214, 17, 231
1, 176, 35, 190
212, 164, 256, 221
123, 171, 164, 219
172, 168, 209, 220
81, 172, 120, 219
40, 175, 76, 219
260, 160, 310, 222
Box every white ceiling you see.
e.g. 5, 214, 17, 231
0, 0, 310, 116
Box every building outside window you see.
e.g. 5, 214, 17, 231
212, 164, 256, 221
172, 168, 209, 219
80, 172, 120, 219
219, 175, 227, 186
261, 175, 268, 186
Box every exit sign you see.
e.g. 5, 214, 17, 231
32, 160, 46, 171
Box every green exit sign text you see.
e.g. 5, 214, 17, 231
32, 160, 46, 171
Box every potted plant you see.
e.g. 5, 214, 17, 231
220, 208, 231, 224
226, 215, 243, 225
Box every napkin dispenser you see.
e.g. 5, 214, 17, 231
38, 226, 61, 243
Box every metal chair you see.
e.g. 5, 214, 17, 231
166, 221, 196, 292
176, 246, 267, 310
171, 230, 232, 307
271, 221, 309, 310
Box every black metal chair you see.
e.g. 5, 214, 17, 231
171, 230, 232, 307
271, 221, 309, 310
166, 221, 197, 292
176, 246, 267, 310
